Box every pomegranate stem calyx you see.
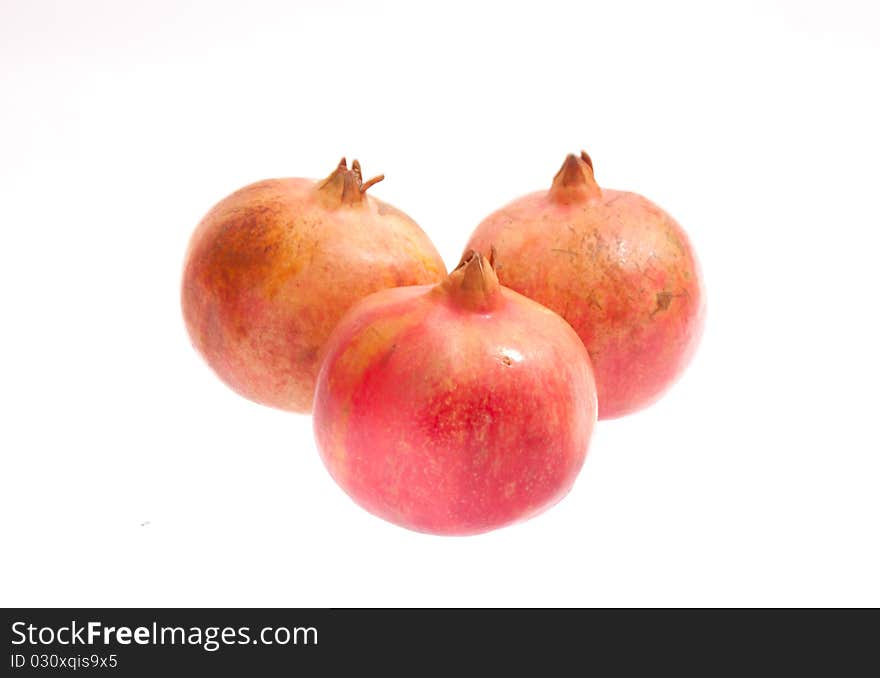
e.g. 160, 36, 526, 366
548, 150, 601, 204
440, 249, 503, 312
317, 157, 384, 207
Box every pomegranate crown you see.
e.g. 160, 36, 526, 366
549, 150, 601, 204
316, 157, 384, 207
439, 248, 503, 312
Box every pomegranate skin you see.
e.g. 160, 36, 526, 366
466, 152, 705, 419
182, 159, 446, 413
313, 251, 597, 535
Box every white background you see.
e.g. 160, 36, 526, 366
1, 0, 878, 607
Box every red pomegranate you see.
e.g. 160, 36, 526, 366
466, 152, 705, 419
182, 159, 446, 412
313, 250, 597, 535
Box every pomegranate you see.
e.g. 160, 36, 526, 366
313, 250, 597, 535
466, 151, 705, 419
182, 159, 446, 412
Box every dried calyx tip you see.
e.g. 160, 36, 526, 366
454, 246, 499, 273
454, 248, 481, 271
580, 150, 593, 171
361, 173, 385, 192
351, 159, 384, 193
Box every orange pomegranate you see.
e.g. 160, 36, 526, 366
182, 159, 446, 412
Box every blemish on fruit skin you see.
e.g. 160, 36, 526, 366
498, 347, 523, 366
654, 291, 673, 313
